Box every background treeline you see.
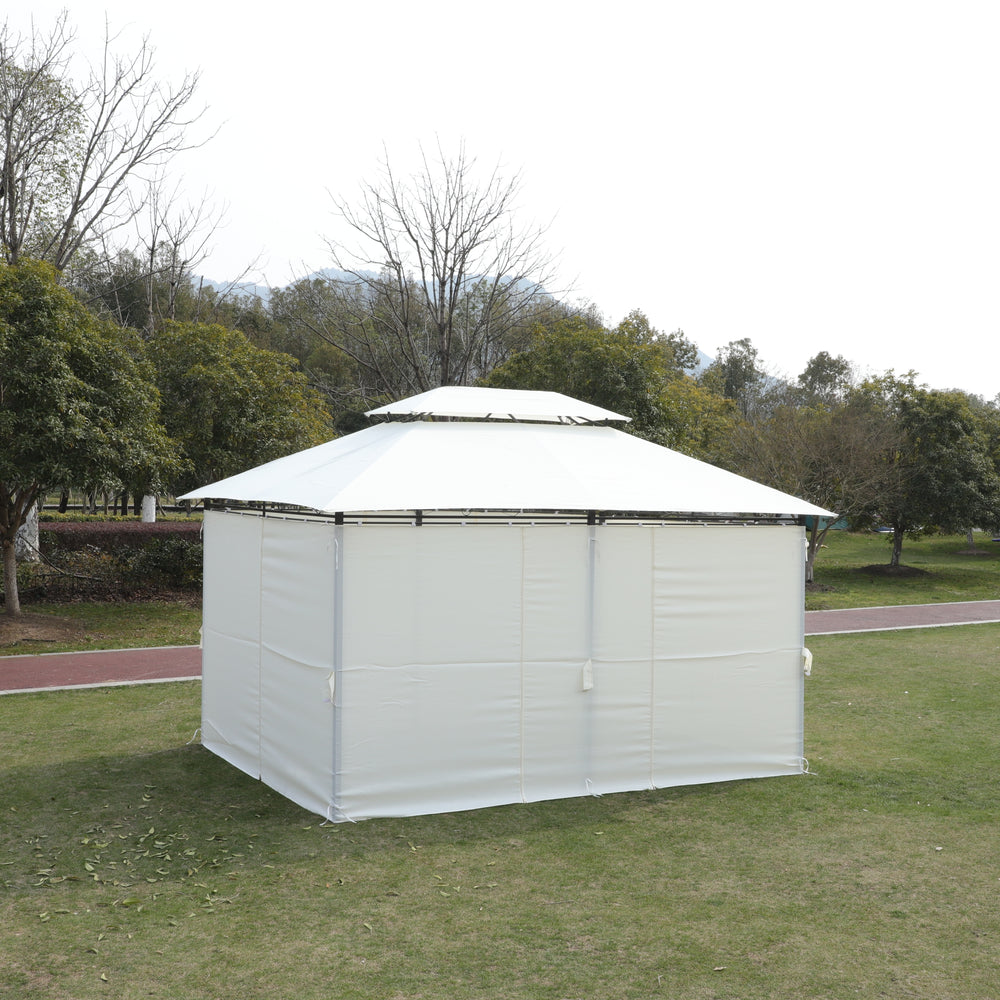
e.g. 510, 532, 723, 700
71, 251, 1000, 586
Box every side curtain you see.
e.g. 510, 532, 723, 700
645, 524, 806, 784
257, 517, 337, 817
337, 524, 525, 820
201, 511, 264, 777
329, 522, 805, 821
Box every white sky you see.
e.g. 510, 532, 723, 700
11, 1, 1000, 399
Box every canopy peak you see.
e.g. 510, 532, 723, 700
365, 386, 631, 424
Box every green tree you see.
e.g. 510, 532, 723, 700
850, 374, 1000, 567
952, 394, 1000, 548
147, 322, 333, 496
614, 309, 701, 374
79, 245, 269, 341
796, 351, 855, 404
269, 275, 377, 418
482, 311, 733, 455
0, 259, 174, 615
699, 337, 767, 417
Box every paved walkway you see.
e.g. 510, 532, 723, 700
804, 599, 1000, 635
1, 601, 999, 695
0, 645, 201, 695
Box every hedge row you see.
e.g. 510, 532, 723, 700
11, 521, 205, 601
40, 520, 202, 555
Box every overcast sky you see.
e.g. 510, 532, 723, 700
11, 2, 1000, 399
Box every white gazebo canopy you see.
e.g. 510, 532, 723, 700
180, 387, 833, 519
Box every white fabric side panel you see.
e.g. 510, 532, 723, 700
258, 518, 336, 818
337, 526, 522, 820
651, 525, 805, 785
589, 527, 657, 795
519, 527, 591, 802
201, 511, 263, 778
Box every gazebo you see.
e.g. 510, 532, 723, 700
181, 386, 831, 821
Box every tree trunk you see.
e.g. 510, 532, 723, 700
14, 504, 40, 563
966, 528, 976, 550
2, 538, 21, 616
58, 489, 69, 514
890, 526, 904, 568
804, 521, 832, 585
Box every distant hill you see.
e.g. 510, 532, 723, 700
195, 268, 384, 305
692, 349, 714, 374
195, 276, 271, 301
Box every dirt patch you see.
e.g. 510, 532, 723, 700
859, 564, 928, 578
0, 612, 87, 647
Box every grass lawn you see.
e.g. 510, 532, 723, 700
0, 601, 201, 656
807, 530, 1000, 610
1, 624, 998, 999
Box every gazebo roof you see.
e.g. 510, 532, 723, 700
180, 388, 834, 518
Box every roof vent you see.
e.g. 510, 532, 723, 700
365, 386, 631, 424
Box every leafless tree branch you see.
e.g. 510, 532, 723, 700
0, 12, 213, 271
307, 140, 560, 398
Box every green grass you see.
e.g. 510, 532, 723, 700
0, 601, 201, 656
807, 529, 1000, 609
1, 625, 998, 998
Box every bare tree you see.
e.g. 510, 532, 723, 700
0, 11, 208, 271
305, 142, 558, 398
134, 177, 226, 332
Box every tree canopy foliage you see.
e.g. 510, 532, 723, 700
699, 337, 768, 418
724, 379, 901, 580
721, 359, 1000, 573
483, 310, 733, 456
846, 374, 1000, 566
0, 259, 174, 613
147, 322, 333, 497
796, 350, 855, 404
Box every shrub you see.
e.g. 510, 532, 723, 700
123, 536, 203, 590
40, 520, 201, 557
3, 521, 205, 603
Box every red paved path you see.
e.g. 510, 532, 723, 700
0, 645, 201, 694
1, 601, 999, 694
804, 600, 1000, 635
